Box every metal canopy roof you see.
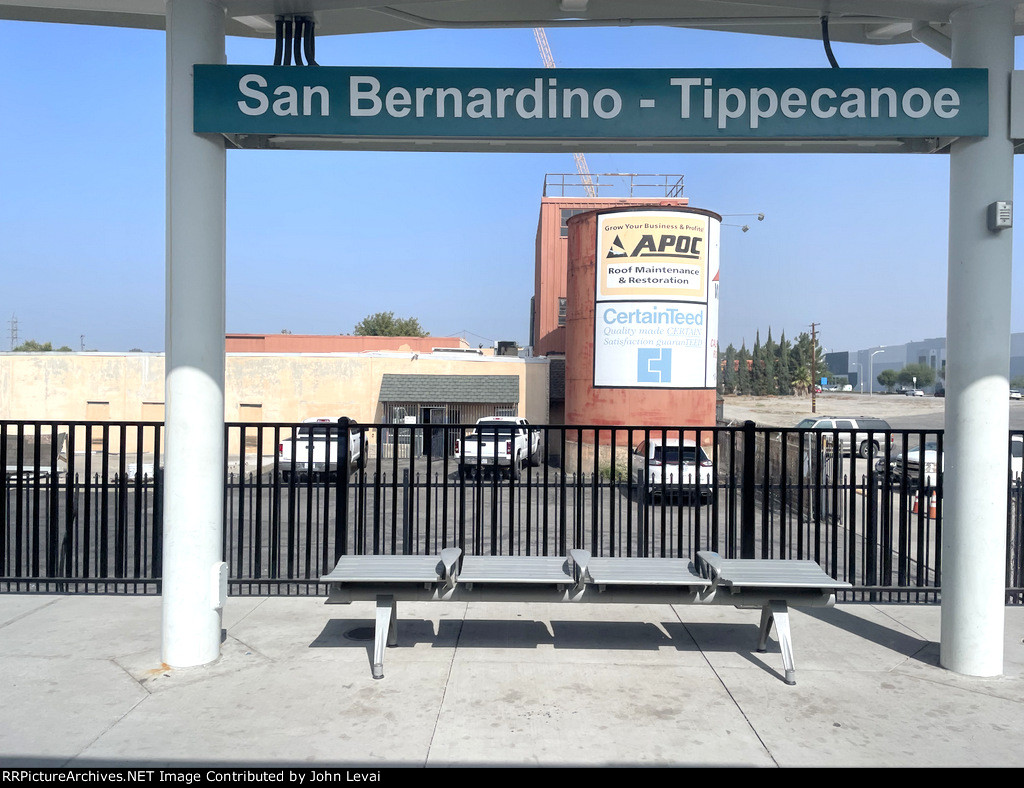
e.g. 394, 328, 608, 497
2, 0, 1023, 44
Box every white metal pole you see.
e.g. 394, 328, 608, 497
869, 349, 882, 394
942, 0, 1014, 677
162, 0, 227, 667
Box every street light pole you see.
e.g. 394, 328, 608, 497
810, 323, 819, 412
869, 349, 884, 395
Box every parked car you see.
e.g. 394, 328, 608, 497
794, 416, 893, 458
905, 389, 925, 397
895, 441, 942, 484
633, 437, 713, 502
1011, 390, 1022, 400
884, 435, 1023, 486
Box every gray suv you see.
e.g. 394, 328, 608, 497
794, 416, 893, 458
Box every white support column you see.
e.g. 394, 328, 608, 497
942, 1, 1015, 676
162, 0, 227, 667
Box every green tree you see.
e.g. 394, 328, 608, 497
751, 331, 766, 395
878, 368, 899, 392
777, 332, 793, 395
722, 344, 737, 394
13, 339, 72, 352
762, 328, 778, 394
790, 332, 822, 395
897, 363, 936, 389
736, 343, 751, 395
353, 312, 429, 337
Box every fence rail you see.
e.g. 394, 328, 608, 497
3, 420, 1022, 602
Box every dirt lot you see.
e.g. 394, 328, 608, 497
721, 392, 946, 428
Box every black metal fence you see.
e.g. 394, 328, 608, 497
3, 419, 1022, 602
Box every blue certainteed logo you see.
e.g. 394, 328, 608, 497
637, 348, 672, 383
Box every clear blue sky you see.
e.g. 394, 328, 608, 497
1, 20, 1022, 355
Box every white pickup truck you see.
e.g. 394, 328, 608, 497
453, 416, 541, 480
278, 416, 366, 482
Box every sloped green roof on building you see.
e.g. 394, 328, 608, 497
378, 374, 520, 403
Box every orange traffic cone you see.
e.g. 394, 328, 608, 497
927, 493, 937, 519
912, 492, 919, 514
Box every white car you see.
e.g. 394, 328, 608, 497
1011, 390, 1022, 400
633, 437, 714, 502
905, 389, 925, 397
794, 416, 892, 458
892, 435, 1023, 485
896, 441, 942, 484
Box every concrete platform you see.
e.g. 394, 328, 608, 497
1, 595, 1022, 767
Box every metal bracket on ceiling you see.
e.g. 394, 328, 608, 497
273, 15, 318, 66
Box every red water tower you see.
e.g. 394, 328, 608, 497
565, 206, 721, 432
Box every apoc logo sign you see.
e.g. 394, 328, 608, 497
637, 348, 672, 383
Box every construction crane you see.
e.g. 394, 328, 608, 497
533, 28, 598, 198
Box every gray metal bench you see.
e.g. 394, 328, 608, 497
321, 548, 849, 683
695, 551, 852, 685
321, 548, 461, 678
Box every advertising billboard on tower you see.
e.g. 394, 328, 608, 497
594, 209, 720, 389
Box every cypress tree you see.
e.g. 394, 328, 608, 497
777, 332, 793, 395
736, 342, 751, 395
723, 344, 737, 394
763, 328, 778, 394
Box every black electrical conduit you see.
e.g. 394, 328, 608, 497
304, 19, 318, 66
283, 19, 293, 65
273, 18, 283, 65
821, 16, 840, 68
293, 18, 305, 66
273, 16, 318, 66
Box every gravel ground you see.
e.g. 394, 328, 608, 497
721, 392, 946, 427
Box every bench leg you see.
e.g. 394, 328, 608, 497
373, 595, 397, 680
757, 600, 797, 685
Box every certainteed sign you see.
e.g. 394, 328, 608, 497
194, 66, 988, 141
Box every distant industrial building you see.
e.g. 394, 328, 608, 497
829, 333, 1024, 393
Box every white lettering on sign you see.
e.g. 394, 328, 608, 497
602, 306, 704, 326
350, 76, 623, 120
224, 70, 971, 133
237, 74, 329, 117
669, 78, 961, 129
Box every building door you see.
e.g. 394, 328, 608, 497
419, 406, 447, 456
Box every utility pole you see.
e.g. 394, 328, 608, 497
810, 322, 819, 414
8, 315, 17, 350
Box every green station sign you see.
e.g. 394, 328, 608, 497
194, 66, 988, 141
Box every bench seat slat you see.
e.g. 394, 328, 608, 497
459, 556, 571, 584
583, 557, 710, 587
321, 555, 447, 584
698, 553, 850, 590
